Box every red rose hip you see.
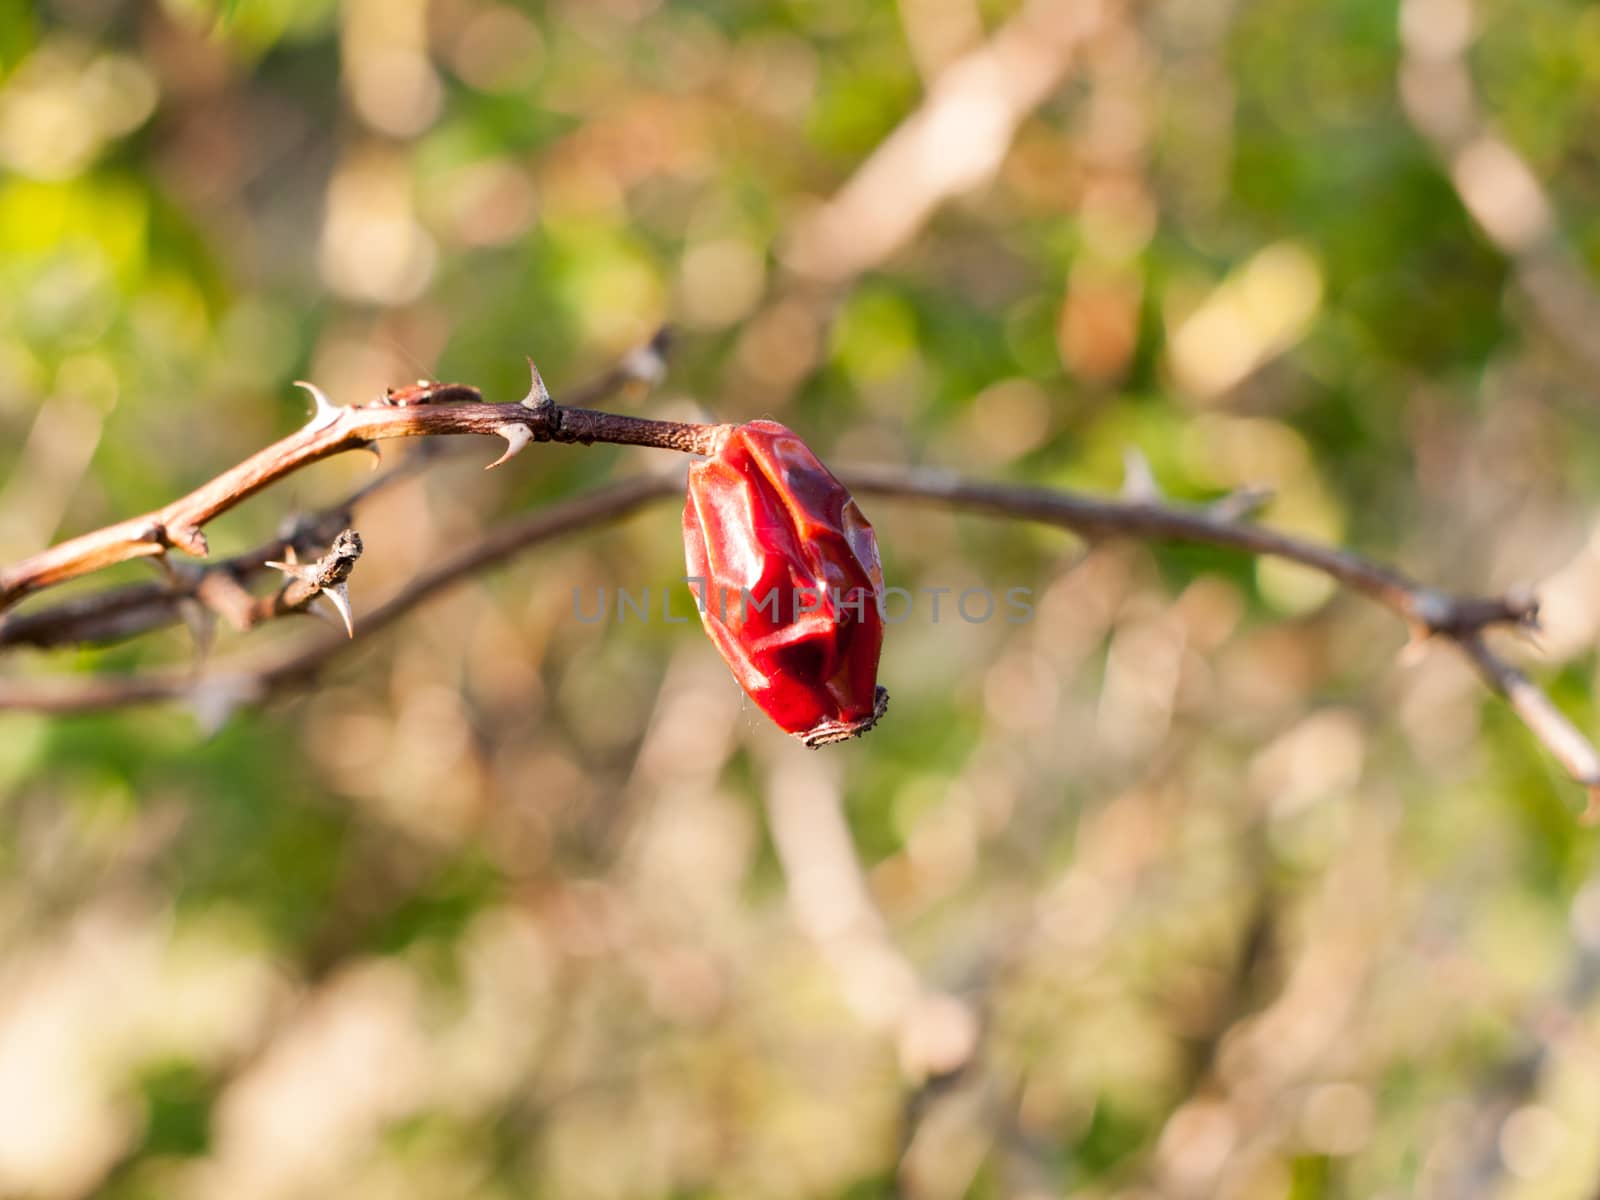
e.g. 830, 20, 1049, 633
683, 420, 888, 745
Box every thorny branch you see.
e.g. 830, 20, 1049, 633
0, 474, 679, 725
0, 354, 726, 612
0, 335, 678, 652
0, 350, 1595, 813
844, 466, 1598, 812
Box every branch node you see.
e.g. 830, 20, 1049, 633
295, 380, 344, 433
485, 422, 534, 470
265, 529, 362, 635
322, 529, 362, 580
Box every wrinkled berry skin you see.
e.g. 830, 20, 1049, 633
683, 420, 888, 745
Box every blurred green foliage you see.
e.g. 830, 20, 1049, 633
3, 0, 1600, 1197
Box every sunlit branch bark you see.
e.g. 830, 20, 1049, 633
0, 363, 726, 612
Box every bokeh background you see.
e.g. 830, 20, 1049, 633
5, 0, 1600, 1196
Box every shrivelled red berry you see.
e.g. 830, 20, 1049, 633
683, 420, 888, 746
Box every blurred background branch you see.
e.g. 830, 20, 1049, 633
1398, 0, 1600, 389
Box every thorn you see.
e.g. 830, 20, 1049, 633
1120, 447, 1163, 503
320, 582, 354, 638
520, 356, 554, 411
485, 422, 534, 470
264, 553, 317, 584
356, 440, 382, 469
168, 523, 209, 557
1207, 484, 1274, 523
1583, 785, 1600, 826
295, 380, 343, 433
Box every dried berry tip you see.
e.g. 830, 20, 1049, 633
801, 687, 890, 748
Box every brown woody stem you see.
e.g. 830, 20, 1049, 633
0, 396, 727, 613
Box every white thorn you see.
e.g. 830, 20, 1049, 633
1207, 484, 1274, 523
357, 441, 382, 469
320, 582, 355, 638
520, 356, 553, 410
264, 551, 316, 583
1120, 447, 1162, 502
485, 422, 534, 470
295, 381, 343, 433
